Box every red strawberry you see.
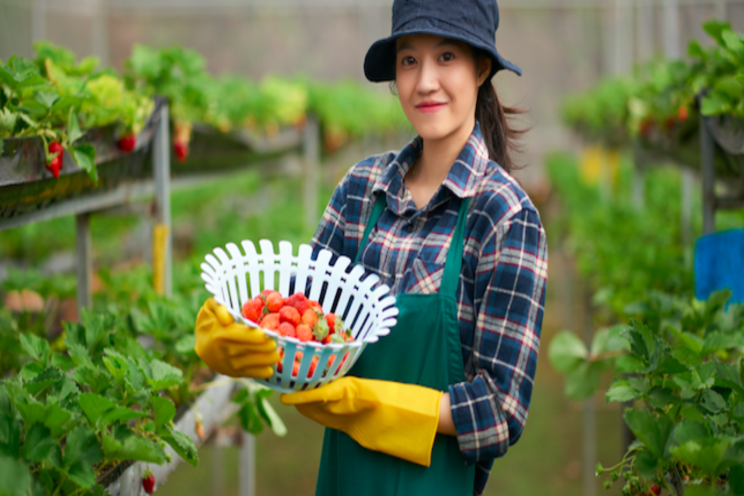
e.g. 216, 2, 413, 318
279, 306, 301, 326
241, 299, 262, 323
285, 293, 309, 314
278, 322, 296, 338
174, 140, 188, 163
292, 360, 300, 377
677, 105, 688, 123
46, 141, 63, 178
259, 313, 280, 330
142, 470, 155, 494
301, 309, 318, 327
307, 356, 319, 377
650, 484, 661, 496
296, 324, 313, 342
117, 133, 136, 152
253, 296, 266, 313
308, 300, 322, 312
321, 335, 331, 344
266, 292, 284, 313
326, 313, 337, 334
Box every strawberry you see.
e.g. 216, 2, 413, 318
259, 313, 280, 330
313, 318, 330, 342
322, 335, 332, 344
279, 306, 301, 326
278, 322, 296, 338
285, 293, 309, 314
326, 313, 337, 334
296, 324, 313, 342
292, 360, 301, 377
639, 118, 653, 139
307, 356, 319, 377
46, 141, 63, 178
301, 308, 318, 327
677, 105, 688, 123
142, 469, 155, 494
253, 296, 266, 313
117, 133, 136, 152
241, 299, 262, 323
266, 292, 284, 313
174, 140, 188, 163
650, 484, 661, 496
308, 300, 322, 312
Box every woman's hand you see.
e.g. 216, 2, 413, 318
194, 298, 280, 378
281, 377, 444, 466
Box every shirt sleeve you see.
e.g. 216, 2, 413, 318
309, 171, 350, 260
448, 206, 548, 465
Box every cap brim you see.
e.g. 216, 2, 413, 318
363, 29, 522, 82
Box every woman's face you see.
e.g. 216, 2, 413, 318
395, 34, 491, 144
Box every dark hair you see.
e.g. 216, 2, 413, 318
475, 80, 529, 174
473, 50, 530, 174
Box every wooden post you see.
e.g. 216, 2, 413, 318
75, 213, 92, 318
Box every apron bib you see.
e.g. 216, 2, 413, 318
315, 194, 475, 496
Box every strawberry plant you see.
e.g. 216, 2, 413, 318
0, 308, 198, 496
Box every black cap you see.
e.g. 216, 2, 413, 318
364, 0, 522, 82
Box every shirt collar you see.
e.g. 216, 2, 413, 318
372, 121, 492, 215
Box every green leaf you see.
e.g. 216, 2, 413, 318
70, 143, 98, 183
615, 354, 645, 374
102, 433, 166, 464
647, 387, 680, 410
548, 331, 588, 374
145, 359, 183, 391
672, 346, 701, 367
730, 464, 744, 495
671, 420, 708, 446
624, 408, 673, 459
701, 91, 732, 116
63, 426, 103, 468
680, 404, 706, 423
715, 362, 744, 397
72, 366, 111, 395
605, 381, 640, 403
162, 427, 198, 467
700, 389, 726, 414
67, 109, 83, 144
152, 396, 176, 433
0, 455, 32, 496
51, 353, 75, 372
19, 333, 50, 365
78, 393, 114, 428
0, 414, 21, 458
66, 461, 97, 489
256, 390, 286, 437
635, 449, 658, 479
565, 361, 603, 401
22, 423, 56, 463
34, 90, 58, 109
43, 402, 72, 438
102, 349, 129, 388
670, 437, 732, 477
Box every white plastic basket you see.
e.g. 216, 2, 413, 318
200, 239, 398, 393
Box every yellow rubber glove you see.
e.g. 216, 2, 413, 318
194, 298, 280, 378
281, 377, 442, 467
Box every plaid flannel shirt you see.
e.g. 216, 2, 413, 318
310, 122, 548, 495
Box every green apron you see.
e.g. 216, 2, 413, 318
315, 193, 476, 496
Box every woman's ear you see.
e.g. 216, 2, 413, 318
476, 57, 492, 86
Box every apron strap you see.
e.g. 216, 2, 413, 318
355, 193, 386, 265
354, 193, 471, 298
440, 197, 470, 295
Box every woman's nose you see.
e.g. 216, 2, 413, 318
415, 59, 439, 94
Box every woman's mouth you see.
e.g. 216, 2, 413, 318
415, 101, 446, 113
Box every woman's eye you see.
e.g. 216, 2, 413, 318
400, 56, 415, 66
439, 52, 455, 62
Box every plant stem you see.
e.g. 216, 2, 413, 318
51, 473, 67, 496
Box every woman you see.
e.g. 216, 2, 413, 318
195, 0, 547, 494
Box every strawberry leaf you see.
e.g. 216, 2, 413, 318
18, 334, 50, 366
22, 423, 56, 462
102, 433, 166, 464
151, 396, 175, 433
162, 427, 198, 467
34, 90, 58, 109
71, 143, 97, 182
67, 108, 83, 144
0, 455, 32, 496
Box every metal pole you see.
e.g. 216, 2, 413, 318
92, 0, 109, 65
303, 113, 320, 232
714, 0, 727, 19
701, 116, 716, 235
635, 0, 654, 63
583, 285, 596, 496
153, 103, 172, 297
239, 432, 256, 496
31, 0, 46, 44
75, 213, 92, 318
614, 0, 633, 75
